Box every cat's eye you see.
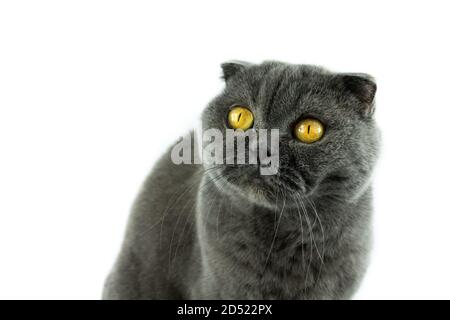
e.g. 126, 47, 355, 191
294, 118, 324, 143
228, 106, 254, 130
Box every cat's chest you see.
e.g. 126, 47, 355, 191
200, 204, 323, 298
205, 232, 320, 299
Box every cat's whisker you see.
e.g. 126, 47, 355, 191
299, 194, 324, 264
292, 193, 306, 270
168, 185, 205, 275
216, 174, 239, 240
294, 194, 314, 293
176, 171, 239, 259
304, 196, 325, 270
131, 166, 220, 253
201, 174, 229, 230
156, 167, 220, 248
263, 194, 286, 274
295, 192, 327, 292
216, 191, 225, 240
292, 195, 308, 296
273, 177, 281, 233
178, 171, 238, 265
169, 170, 230, 273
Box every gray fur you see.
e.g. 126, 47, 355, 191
103, 61, 380, 299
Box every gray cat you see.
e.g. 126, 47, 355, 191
103, 61, 380, 299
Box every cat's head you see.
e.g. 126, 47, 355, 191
201, 61, 379, 207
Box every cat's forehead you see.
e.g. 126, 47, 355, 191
229, 63, 340, 113
230, 62, 337, 102
247, 62, 331, 83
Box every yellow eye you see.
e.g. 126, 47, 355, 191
294, 118, 325, 143
228, 106, 254, 130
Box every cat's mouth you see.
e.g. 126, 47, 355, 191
207, 165, 309, 207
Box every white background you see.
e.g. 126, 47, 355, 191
1, 0, 449, 300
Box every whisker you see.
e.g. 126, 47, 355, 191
215, 174, 239, 240
298, 195, 314, 289
304, 196, 325, 279
292, 195, 306, 271
157, 167, 220, 248
263, 195, 286, 274
168, 170, 230, 273
131, 166, 220, 244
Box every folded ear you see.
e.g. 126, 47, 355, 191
342, 74, 377, 116
221, 60, 252, 81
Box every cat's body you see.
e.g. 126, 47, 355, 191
103, 61, 379, 299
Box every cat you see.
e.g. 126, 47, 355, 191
103, 61, 380, 299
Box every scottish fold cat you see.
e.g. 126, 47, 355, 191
103, 61, 379, 299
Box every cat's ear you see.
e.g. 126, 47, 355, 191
221, 60, 252, 81
341, 74, 377, 117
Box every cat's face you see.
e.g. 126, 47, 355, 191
202, 61, 379, 207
